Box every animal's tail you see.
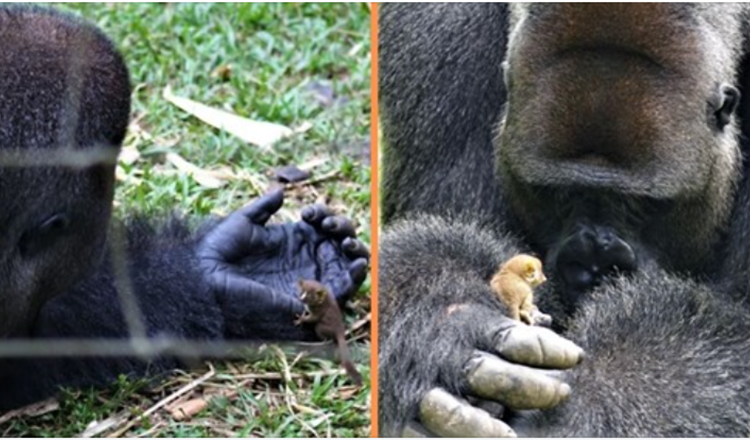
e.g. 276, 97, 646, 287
336, 333, 363, 386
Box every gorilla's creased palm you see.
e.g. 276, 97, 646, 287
199, 189, 369, 341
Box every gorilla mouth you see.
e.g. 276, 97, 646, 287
519, 158, 656, 196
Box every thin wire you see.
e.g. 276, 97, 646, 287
0, 338, 370, 362
108, 219, 148, 343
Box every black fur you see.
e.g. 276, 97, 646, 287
3, 218, 221, 410
379, 3, 750, 436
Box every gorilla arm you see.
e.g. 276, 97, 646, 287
380, 214, 750, 437
378, 215, 582, 437
0, 190, 369, 411
521, 271, 750, 437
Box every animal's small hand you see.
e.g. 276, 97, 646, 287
527, 307, 552, 327
197, 188, 369, 340
293, 312, 309, 326
409, 308, 583, 437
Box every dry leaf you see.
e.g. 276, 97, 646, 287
119, 145, 141, 165
166, 153, 226, 189
335, 386, 360, 400
169, 398, 208, 421
298, 157, 329, 171
348, 42, 365, 57
163, 86, 308, 150
79, 412, 130, 438
211, 64, 232, 81
0, 398, 59, 425
115, 166, 143, 185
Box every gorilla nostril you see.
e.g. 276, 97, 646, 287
554, 222, 638, 302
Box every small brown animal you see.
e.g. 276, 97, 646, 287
490, 254, 550, 326
294, 279, 363, 385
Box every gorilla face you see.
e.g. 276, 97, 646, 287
0, 166, 114, 338
0, 7, 129, 337
496, 3, 745, 280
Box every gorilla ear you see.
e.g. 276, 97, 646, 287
713, 84, 740, 131
501, 60, 511, 88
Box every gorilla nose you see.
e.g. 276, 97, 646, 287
555, 223, 637, 295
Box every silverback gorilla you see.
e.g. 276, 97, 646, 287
379, 3, 750, 437
0, 5, 368, 411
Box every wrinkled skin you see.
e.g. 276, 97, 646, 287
199, 188, 369, 340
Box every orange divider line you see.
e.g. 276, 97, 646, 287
369, 2, 380, 438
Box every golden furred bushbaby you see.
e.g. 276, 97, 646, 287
490, 254, 550, 326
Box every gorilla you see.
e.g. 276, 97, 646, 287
0, 5, 368, 411
379, 3, 750, 437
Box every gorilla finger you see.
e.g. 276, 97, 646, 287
323, 272, 355, 302
349, 258, 369, 286
322, 216, 356, 238
401, 420, 435, 437
237, 188, 284, 225
301, 204, 333, 227
420, 388, 516, 438
342, 237, 370, 260
493, 323, 584, 369
316, 242, 356, 299
465, 351, 570, 410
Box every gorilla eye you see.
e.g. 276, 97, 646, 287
19, 213, 71, 257
711, 84, 740, 131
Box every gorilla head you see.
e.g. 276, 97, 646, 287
0, 6, 130, 337
496, 4, 746, 306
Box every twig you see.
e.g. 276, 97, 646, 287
106, 364, 216, 438
347, 313, 371, 335
0, 399, 59, 425
288, 169, 340, 188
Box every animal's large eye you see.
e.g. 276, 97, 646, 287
19, 213, 71, 257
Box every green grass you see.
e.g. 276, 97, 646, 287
1, 3, 371, 437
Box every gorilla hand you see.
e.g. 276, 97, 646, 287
406, 305, 583, 437
197, 188, 370, 340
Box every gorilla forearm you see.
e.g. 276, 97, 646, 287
379, 214, 524, 434
0, 218, 222, 411
35, 217, 223, 341
379, 215, 750, 437
522, 272, 750, 436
